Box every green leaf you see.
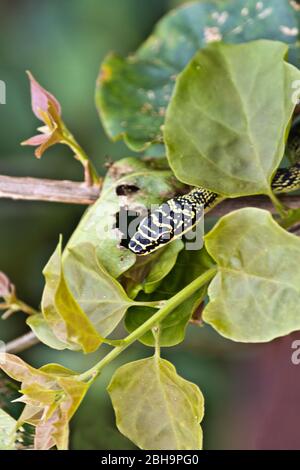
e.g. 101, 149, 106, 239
165, 40, 300, 197
65, 157, 186, 279
0, 409, 17, 450
96, 0, 300, 151
125, 293, 204, 348
108, 357, 204, 450
125, 247, 214, 347
123, 239, 184, 299
156, 246, 215, 298
142, 240, 184, 294
203, 208, 300, 342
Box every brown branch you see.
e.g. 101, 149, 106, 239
6, 331, 39, 354
0, 174, 299, 213
210, 194, 300, 216
290, 224, 300, 236
0, 175, 100, 205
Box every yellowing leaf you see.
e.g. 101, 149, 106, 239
63, 243, 134, 338
42, 240, 102, 353
42, 239, 79, 351
26, 314, 68, 350
108, 357, 204, 450
0, 354, 88, 450
0, 354, 53, 386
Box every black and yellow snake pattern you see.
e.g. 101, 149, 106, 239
128, 162, 300, 256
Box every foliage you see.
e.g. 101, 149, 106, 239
1, 0, 300, 451
96, 0, 300, 151
0, 409, 17, 450
165, 40, 300, 197
0, 355, 88, 450
108, 357, 204, 450
203, 208, 300, 341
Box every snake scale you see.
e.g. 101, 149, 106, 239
128, 161, 300, 256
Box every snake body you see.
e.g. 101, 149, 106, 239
128, 162, 300, 256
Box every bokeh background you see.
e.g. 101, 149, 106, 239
1, 0, 300, 450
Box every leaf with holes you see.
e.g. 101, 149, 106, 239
96, 0, 300, 151
37, 158, 186, 351
65, 157, 185, 279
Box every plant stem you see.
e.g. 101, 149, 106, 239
134, 300, 165, 308
79, 267, 217, 382
15, 301, 40, 316
280, 208, 300, 230
62, 129, 100, 186
1, 300, 39, 319
6, 331, 39, 354
153, 326, 161, 358
269, 190, 289, 218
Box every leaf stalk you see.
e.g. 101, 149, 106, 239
78, 267, 217, 383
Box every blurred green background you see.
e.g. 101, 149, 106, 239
1, 0, 299, 450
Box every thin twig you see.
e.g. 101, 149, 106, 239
0, 174, 299, 213
0, 175, 100, 205
290, 224, 300, 236
210, 195, 300, 215
5, 331, 39, 354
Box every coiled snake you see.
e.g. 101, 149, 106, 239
128, 161, 300, 256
